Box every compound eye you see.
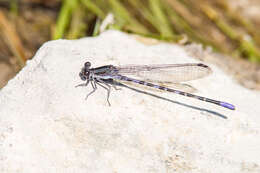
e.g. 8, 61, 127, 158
84, 62, 91, 68
80, 75, 87, 81
79, 72, 87, 81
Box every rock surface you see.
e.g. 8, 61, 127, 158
0, 30, 260, 173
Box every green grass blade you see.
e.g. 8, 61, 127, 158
53, 0, 79, 39
149, 0, 174, 37
80, 0, 105, 18
109, 0, 148, 34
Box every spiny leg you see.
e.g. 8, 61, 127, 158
96, 81, 111, 106
85, 80, 97, 100
75, 80, 90, 88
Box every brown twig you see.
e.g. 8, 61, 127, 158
0, 11, 26, 67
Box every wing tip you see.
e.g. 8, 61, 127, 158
197, 63, 209, 68
197, 63, 213, 74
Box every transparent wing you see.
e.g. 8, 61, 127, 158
165, 83, 197, 93
116, 78, 198, 93
115, 63, 212, 82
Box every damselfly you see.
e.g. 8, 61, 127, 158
76, 62, 235, 110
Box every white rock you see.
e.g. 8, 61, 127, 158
0, 30, 260, 173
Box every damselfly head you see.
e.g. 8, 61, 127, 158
79, 61, 91, 81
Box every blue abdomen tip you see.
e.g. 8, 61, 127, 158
220, 102, 235, 110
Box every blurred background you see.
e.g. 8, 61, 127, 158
0, 0, 260, 89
